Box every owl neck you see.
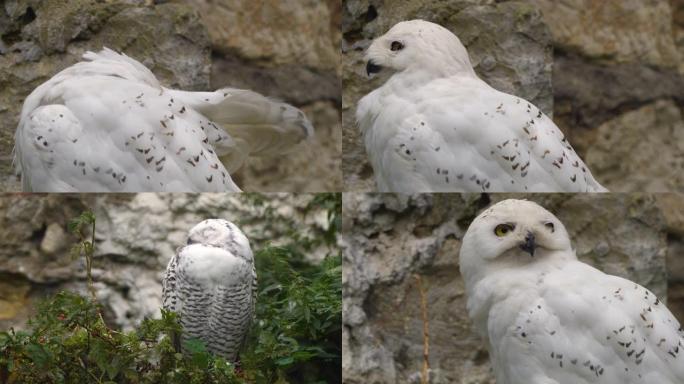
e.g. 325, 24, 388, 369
466, 250, 577, 324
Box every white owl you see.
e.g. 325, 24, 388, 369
162, 219, 257, 361
14, 48, 313, 192
459, 199, 684, 384
357, 20, 607, 193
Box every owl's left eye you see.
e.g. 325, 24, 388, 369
545, 222, 555, 233
390, 41, 404, 51
494, 224, 515, 237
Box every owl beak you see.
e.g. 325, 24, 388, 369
366, 60, 383, 76
519, 232, 536, 257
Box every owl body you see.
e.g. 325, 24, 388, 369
358, 20, 607, 192
460, 200, 684, 384
14, 48, 313, 192
162, 219, 257, 361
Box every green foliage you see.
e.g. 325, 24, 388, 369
0, 200, 341, 384
0, 292, 241, 383
67, 210, 97, 301
243, 247, 341, 384
305, 193, 341, 247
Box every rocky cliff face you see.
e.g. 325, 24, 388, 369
0, 0, 341, 192
342, 193, 684, 383
0, 193, 333, 332
342, 0, 684, 192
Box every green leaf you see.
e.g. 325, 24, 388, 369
274, 356, 294, 366
183, 338, 207, 355
26, 343, 51, 369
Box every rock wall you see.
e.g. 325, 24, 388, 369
0, 0, 341, 192
0, 193, 333, 332
530, 0, 684, 193
342, 193, 684, 383
342, 0, 684, 192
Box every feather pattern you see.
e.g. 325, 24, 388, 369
14, 47, 313, 192
162, 219, 256, 361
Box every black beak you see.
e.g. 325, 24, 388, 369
519, 232, 536, 257
366, 61, 382, 76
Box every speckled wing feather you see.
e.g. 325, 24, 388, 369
481, 262, 684, 384
169, 88, 314, 173
14, 47, 312, 192
359, 76, 607, 193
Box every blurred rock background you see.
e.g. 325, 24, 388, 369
0, 0, 341, 192
342, 0, 684, 192
0, 193, 335, 332
342, 193, 684, 383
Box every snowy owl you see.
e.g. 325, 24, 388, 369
459, 199, 684, 384
162, 219, 257, 361
14, 48, 313, 192
357, 20, 607, 193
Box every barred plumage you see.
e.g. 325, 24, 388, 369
162, 219, 257, 361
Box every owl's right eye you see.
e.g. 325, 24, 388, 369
390, 41, 404, 51
494, 224, 515, 237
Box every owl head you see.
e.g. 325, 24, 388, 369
364, 19, 476, 79
459, 199, 574, 286
186, 219, 252, 260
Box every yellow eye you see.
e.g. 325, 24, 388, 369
494, 224, 514, 237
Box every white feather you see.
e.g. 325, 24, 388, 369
14, 47, 313, 192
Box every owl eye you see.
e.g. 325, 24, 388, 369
494, 223, 515, 237
187, 238, 197, 245
390, 41, 404, 51
545, 222, 555, 233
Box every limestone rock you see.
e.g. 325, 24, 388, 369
584, 100, 684, 192
188, 0, 339, 72
528, 0, 681, 71
525, 0, 684, 192
342, 1, 553, 191
342, 193, 670, 383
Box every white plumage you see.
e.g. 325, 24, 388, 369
14, 48, 313, 192
162, 219, 257, 361
357, 20, 607, 192
459, 199, 684, 384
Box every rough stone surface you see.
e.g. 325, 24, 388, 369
532, 0, 684, 192
342, 193, 681, 384
0, 0, 341, 192
189, 0, 339, 72
0, 193, 333, 332
584, 100, 684, 192
192, 0, 342, 192
528, 0, 681, 71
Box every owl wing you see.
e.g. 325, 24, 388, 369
14, 48, 245, 192
477, 87, 607, 192
167, 88, 314, 173
490, 265, 684, 383
162, 249, 180, 313
358, 76, 607, 192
